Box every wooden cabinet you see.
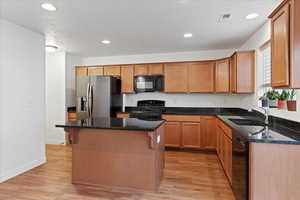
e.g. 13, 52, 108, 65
182, 122, 201, 148
165, 122, 181, 147
121, 65, 134, 93
103, 65, 121, 77
269, 0, 300, 88
164, 63, 188, 93
230, 51, 255, 93
215, 59, 230, 93
188, 62, 215, 93
201, 116, 216, 150
148, 64, 164, 75
88, 66, 103, 76
216, 119, 232, 184
163, 115, 216, 150
134, 64, 148, 75
76, 67, 88, 76
116, 113, 130, 118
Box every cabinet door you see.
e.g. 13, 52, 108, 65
103, 66, 121, 77
215, 59, 230, 93
76, 67, 88, 76
164, 63, 188, 93
230, 54, 237, 93
201, 116, 216, 150
148, 64, 164, 75
236, 51, 255, 93
88, 66, 103, 76
182, 122, 201, 148
134, 64, 149, 75
121, 65, 134, 93
271, 3, 290, 87
224, 135, 232, 183
165, 122, 181, 147
188, 62, 215, 93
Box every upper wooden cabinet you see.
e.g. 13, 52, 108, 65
188, 62, 215, 93
230, 51, 255, 93
76, 67, 88, 76
215, 59, 230, 93
103, 65, 121, 77
134, 64, 149, 76
121, 65, 134, 94
164, 63, 189, 93
87, 66, 103, 76
269, 0, 300, 88
148, 64, 164, 75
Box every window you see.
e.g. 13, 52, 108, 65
262, 44, 271, 89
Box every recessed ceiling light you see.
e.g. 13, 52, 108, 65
101, 40, 111, 44
41, 3, 57, 11
246, 13, 259, 20
45, 45, 58, 53
184, 33, 193, 38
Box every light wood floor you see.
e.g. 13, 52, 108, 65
0, 145, 235, 200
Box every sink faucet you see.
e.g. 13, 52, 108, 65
248, 106, 269, 126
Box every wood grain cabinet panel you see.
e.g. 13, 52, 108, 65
88, 66, 103, 76
164, 63, 188, 93
165, 122, 181, 147
134, 64, 149, 75
270, 3, 290, 87
269, 0, 300, 88
121, 65, 134, 93
188, 62, 215, 93
76, 67, 88, 76
231, 51, 255, 93
182, 122, 201, 148
200, 116, 216, 150
215, 59, 230, 93
224, 135, 232, 184
148, 64, 164, 75
103, 66, 121, 77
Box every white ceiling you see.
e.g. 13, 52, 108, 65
0, 0, 282, 57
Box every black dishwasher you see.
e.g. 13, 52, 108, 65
232, 133, 249, 200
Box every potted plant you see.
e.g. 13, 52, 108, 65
266, 90, 279, 108
277, 90, 289, 110
259, 93, 269, 107
287, 90, 297, 111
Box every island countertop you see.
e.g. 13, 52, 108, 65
56, 117, 165, 132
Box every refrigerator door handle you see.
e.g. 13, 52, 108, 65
86, 83, 90, 116
90, 85, 94, 117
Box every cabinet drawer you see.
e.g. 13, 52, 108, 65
162, 115, 201, 122
217, 119, 232, 139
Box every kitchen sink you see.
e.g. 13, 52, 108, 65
228, 118, 266, 126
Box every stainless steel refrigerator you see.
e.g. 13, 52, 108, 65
76, 76, 122, 119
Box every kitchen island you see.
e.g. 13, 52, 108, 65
56, 117, 165, 192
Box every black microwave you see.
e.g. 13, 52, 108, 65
134, 75, 164, 93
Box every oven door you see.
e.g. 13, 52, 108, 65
134, 76, 164, 93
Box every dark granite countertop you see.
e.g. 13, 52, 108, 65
217, 115, 300, 145
56, 117, 165, 132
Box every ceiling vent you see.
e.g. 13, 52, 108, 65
219, 14, 231, 22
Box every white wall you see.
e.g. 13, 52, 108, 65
66, 53, 82, 107
239, 21, 300, 122
0, 19, 46, 182
46, 52, 66, 144
83, 49, 235, 66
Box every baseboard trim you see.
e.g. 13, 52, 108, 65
0, 157, 46, 183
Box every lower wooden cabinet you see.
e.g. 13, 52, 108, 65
217, 119, 232, 184
163, 115, 216, 150
182, 122, 201, 148
165, 122, 182, 147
